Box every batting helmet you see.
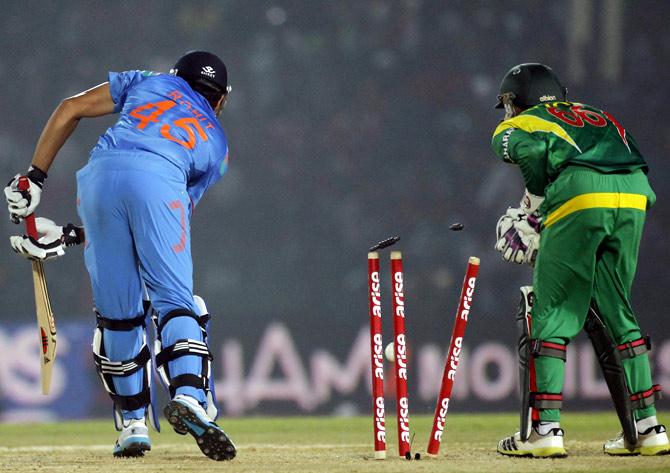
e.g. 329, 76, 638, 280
171, 50, 230, 96
494, 63, 567, 110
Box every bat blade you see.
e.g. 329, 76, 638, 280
16, 177, 57, 394
31, 259, 57, 395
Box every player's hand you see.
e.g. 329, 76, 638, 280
514, 211, 542, 235
495, 208, 540, 265
4, 167, 47, 223
517, 224, 540, 266
9, 217, 83, 261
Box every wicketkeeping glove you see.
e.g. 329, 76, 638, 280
495, 208, 541, 265
9, 217, 84, 261
4, 166, 47, 223
520, 188, 544, 215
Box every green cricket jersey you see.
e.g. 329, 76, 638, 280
491, 102, 647, 196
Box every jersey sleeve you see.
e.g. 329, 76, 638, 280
108, 70, 157, 113
187, 150, 229, 207
492, 126, 549, 196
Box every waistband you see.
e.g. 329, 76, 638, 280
82, 150, 187, 181
544, 192, 647, 228
560, 164, 643, 176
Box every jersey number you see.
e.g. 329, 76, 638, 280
546, 104, 629, 149
129, 101, 208, 150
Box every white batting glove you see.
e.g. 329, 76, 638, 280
4, 167, 47, 223
10, 217, 66, 261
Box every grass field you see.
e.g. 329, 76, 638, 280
0, 412, 668, 472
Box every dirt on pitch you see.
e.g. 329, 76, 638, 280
0, 413, 668, 473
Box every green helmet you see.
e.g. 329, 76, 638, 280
494, 63, 567, 110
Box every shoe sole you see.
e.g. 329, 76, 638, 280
164, 400, 236, 461
113, 441, 151, 458
641, 445, 670, 456
497, 447, 568, 458
605, 445, 670, 456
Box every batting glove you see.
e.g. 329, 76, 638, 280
10, 217, 83, 261
5, 166, 47, 223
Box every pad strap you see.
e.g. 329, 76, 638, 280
155, 338, 212, 397
94, 345, 151, 377
170, 373, 208, 390
529, 392, 563, 410
111, 388, 151, 412
96, 312, 146, 331
157, 309, 202, 333
630, 385, 662, 410
155, 339, 212, 366
530, 339, 567, 361
617, 336, 651, 360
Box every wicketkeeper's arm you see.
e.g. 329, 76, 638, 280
491, 127, 549, 197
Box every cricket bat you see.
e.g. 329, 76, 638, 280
18, 177, 57, 395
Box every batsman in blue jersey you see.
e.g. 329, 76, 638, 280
5, 51, 236, 461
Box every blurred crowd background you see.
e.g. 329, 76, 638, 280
1, 0, 668, 418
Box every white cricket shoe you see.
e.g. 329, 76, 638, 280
604, 424, 670, 456
113, 417, 151, 457
497, 426, 567, 458
164, 394, 236, 461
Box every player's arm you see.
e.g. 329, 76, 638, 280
491, 127, 548, 197
5, 83, 115, 222
492, 127, 546, 266
31, 82, 115, 173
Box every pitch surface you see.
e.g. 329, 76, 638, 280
0, 413, 667, 472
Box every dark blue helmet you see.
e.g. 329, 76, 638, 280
495, 63, 567, 110
171, 50, 230, 96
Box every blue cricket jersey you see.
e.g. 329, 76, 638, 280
91, 70, 229, 206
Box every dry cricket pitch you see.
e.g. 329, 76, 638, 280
0, 412, 668, 472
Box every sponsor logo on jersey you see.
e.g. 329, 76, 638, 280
201, 66, 216, 78
539, 94, 556, 102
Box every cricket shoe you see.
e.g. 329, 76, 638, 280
164, 394, 236, 461
113, 418, 151, 457
604, 425, 670, 456
497, 426, 567, 458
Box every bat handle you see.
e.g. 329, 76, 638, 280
17, 176, 38, 239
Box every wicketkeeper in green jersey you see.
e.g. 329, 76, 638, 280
491, 63, 669, 458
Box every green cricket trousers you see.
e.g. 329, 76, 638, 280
530, 166, 657, 423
